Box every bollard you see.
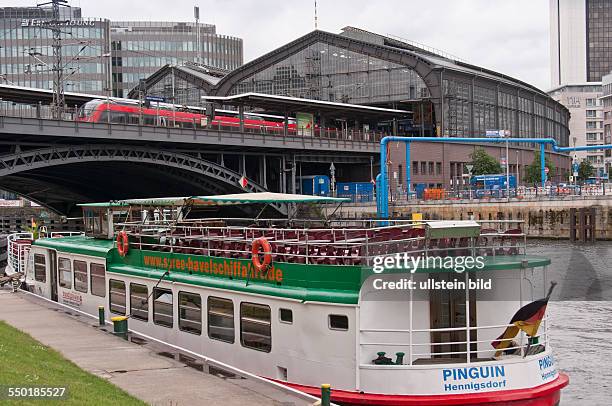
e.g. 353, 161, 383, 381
395, 352, 405, 365
320, 384, 331, 406
98, 306, 105, 326
111, 316, 128, 340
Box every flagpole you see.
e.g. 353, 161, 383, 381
519, 266, 524, 355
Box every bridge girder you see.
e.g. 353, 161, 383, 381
0, 145, 284, 215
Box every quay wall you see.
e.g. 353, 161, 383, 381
330, 198, 612, 239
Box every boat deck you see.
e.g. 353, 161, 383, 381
121, 219, 527, 266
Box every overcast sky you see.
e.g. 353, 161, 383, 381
4, 0, 553, 90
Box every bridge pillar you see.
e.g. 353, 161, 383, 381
238, 105, 245, 133
284, 111, 288, 137
262, 155, 267, 188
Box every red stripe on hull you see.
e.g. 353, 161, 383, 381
270, 373, 568, 406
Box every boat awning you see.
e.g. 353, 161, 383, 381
189, 192, 350, 205
80, 192, 350, 208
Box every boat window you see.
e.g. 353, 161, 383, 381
128, 284, 148, 321
73, 260, 88, 293
240, 302, 271, 353
329, 314, 349, 331
208, 296, 234, 343
90, 263, 106, 297
153, 288, 173, 328
83, 208, 109, 238
109, 279, 126, 315
279, 308, 293, 324
58, 257, 72, 289
179, 292, 202, 335
34, 254, 46, 282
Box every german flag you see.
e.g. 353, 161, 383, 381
492, 282, 557, 355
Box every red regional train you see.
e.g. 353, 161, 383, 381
77, 99, 295, 133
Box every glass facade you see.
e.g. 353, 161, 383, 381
0, 8, 243, 99
144, 67, 220, 106
110, 21, 242, 98
0, 7, 110, 95
224, 33, 569, 145
586, 0, 612, 82
230, 41, 427, 104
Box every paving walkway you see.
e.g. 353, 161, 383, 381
0, 288, 315, 406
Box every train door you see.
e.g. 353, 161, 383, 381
49, 250, 58, 302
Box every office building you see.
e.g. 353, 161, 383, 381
549, 0, 612, 177
0, 6, 243, 98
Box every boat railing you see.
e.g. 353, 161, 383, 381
6, 232, 33, 275
360, 317, 549, 366
116, 219, 527, 265
46, 231, 84, 238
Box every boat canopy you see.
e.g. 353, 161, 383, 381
78, 192, 350, 208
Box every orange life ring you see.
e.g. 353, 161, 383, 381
116, 231, 129, 257
251, 237, 272, 271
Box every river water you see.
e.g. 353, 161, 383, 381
528, 240, 612, 405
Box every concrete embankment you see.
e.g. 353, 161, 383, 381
332, 197, 612, 239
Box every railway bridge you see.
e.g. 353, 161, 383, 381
0, 86, 400, 215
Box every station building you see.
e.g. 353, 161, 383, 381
133, 26, 572, 189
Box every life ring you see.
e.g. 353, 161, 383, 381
251, 237, 272, 271
116, 231, 129, 257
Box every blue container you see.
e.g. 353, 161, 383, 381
414, 183, 427, 199
300, 175, 330, 196
337, 182, 374, 202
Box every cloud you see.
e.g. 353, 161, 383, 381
4, 0, 552, 90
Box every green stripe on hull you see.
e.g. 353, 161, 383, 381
111, 249, 362, 304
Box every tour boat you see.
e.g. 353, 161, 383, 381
7, 192, 568, 405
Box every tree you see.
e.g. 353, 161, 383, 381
524, 152, 556, 184
469, 147, 502, 175
577, 160, 594, 182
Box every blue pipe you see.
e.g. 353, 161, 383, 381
405, 142, 411, 197
540, 144, 547, 185
377, 136, 612, 218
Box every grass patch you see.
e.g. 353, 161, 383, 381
0, 321, 146, 406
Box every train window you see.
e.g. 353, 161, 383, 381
179, 292, 201, 335
58, 257, 72, 289
130, 283, 148, 321
279, 308, 293, 324
153, 288, 173, 328
34, 254, 46, 282
208, 296, 234, 343
73, 260, 88, 293
90, 263, 106, 297
109, 279, 126, 315
329, 314, 349, 331
128, 114, 140, 125
240, 302, 271, 353
110, 112, 128, 124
